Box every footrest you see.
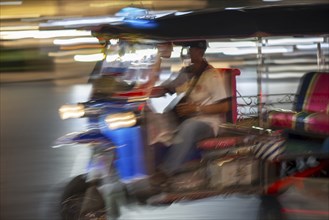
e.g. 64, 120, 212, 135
198, 136, 246, 150
147, 190, 223, 205
147, 186, 262, 205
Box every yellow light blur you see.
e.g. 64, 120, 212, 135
0, 30, 91, 40
0, 14, 41, 19
60, 44, 103, 50
53, 37, 99, 45
74, 53, 105, 62
53, 57, 76, 64
0, 1, 22, 6
105, 112, 137, 130
0, 25, 39, 31
48, 49, 101, 57
90, 1, 152, 7
0, 38, 54, 48
59, 104, 85, 120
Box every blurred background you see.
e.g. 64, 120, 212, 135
1, 0, 328, 85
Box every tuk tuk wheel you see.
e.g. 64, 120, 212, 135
60, 174, 106, 220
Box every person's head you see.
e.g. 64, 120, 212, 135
187, 40, 207, 63
157, 42, 173, 58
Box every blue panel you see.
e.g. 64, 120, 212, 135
100, 121, 146, 182
124, 19, 158, 28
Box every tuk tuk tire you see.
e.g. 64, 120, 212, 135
257, 195, 285, 220
60, 174, 106, 220
61, 174, 89, 201
60, 174, 89, 220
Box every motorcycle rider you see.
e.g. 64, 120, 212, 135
150, 40, 231, 185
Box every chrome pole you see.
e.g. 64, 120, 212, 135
317, 42, 322, 71
257, 37, 264, 127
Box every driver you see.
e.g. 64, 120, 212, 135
150, 40, 231, 185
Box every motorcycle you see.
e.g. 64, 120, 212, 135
54, 4, 329, 220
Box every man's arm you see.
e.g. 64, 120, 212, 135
151, 67, 189, 97
175, 98, 231, 117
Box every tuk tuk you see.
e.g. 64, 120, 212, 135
55, 3, 329, 220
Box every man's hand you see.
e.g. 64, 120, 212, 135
175, 103, 198, 117
150, 86, 167, 97
175, 99, 230, 117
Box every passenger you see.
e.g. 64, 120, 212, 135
150, 40, 231, 185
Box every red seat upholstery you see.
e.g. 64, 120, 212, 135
266, 72, 329, 136
217, 68, 241, 124
268, 111, 329, 135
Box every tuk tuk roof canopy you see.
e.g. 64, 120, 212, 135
90, 3, 329, 41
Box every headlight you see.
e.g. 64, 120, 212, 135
59, 104, 85, 120
105, 112, 137, 130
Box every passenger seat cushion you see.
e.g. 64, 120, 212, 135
268, 111, 295, 129
268, 110, 329, 135
304, 112, 329, 135
267, 72, 329, 136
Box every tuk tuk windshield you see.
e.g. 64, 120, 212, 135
90, 41, 163, 98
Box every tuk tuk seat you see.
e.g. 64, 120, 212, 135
266, 72, 329, 136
